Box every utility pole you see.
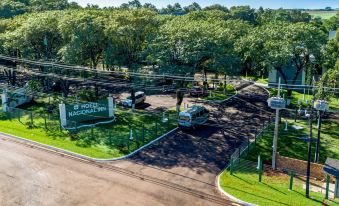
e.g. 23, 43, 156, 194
267, 78, 286, 170
314, 111, 322, 163
306, 77, 316, 198
272, 107, 280, 169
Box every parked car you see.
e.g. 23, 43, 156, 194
121, 91, 146, 107
189, 86, 208, 97
178, 105, 209, 129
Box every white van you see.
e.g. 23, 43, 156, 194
178, 105, 209, 128
121, 91, 146, 107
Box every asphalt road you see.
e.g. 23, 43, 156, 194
0, 83, 271, 206
0, 135, 234, 206
112, 83, 273, 196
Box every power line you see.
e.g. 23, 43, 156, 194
0, 54, 244, 83
0, 55, 197, 81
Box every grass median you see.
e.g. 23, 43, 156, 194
246, 119, 339, 164
219, 160, 339, 206
201, 85, 236, 101
0, 103, 178, 159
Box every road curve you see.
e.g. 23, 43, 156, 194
0, 134, 235, 206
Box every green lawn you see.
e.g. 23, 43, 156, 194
219, 160, 339, 206
201, 84, 236, 101
308, 11, 337, 19
268, 88, 339, 111
247, 120, 339, 164
242, 75, 269, 85
0, 100, 178, 159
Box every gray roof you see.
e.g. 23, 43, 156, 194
323, 158, 339, 178
329, 30, 337, 40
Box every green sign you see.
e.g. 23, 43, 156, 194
59, 97, 115, 130
65, 100, 110, 122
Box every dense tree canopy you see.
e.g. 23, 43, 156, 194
0, 1, 336, 84
58, 10, 107, 68
0, 0, 79, 18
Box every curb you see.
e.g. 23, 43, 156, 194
0, 127, 178, 162
216, 171, 257, 206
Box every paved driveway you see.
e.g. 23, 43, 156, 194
112, 84, 274, 196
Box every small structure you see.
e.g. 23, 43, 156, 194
314, 100, 329, 111
1, 87, 32, 112
323, 158, 339, 198
267, 97, 286, 110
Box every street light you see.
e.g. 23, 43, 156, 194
267, 78, 286, 170
313, 100, 329, 163
305, 108, 313, 198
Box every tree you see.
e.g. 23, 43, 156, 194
245, 22, 327, 97
6, 11, 63, 60
28, 0, 69, 12
230, 6, 256, 24
0, 0, 79, 19
58, 10, 107, 69
26, 79, 43, 100
323, 13, 339, 31
323, 34, 338, 70
256, 9, 312, 25
184, 2, 202, 13
235, 26, 266, 75
203, 4, 228, 13
120, 0, 142, 9
105, 9, 158, 70
143, 3, 158, 12
317, 60, 339, 100
0, 0, 27, 18
160, 3, 184, 14
286, 23, 327, 89
150, 15, 249, 86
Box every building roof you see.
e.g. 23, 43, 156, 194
323, 158, 339, 178
329, 30, 337, 40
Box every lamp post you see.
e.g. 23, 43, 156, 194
267, 78, 286, 170
313, 100, 329, 163
305, 109, 312, 198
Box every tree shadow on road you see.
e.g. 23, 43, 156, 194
128, 85, 274, 181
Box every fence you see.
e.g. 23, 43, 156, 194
1, 103, 178, 154
229, 116, 274, 168
5, 107, 61, 130
66, 111, 178, 153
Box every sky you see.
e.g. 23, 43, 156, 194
72, 0, 339, 9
